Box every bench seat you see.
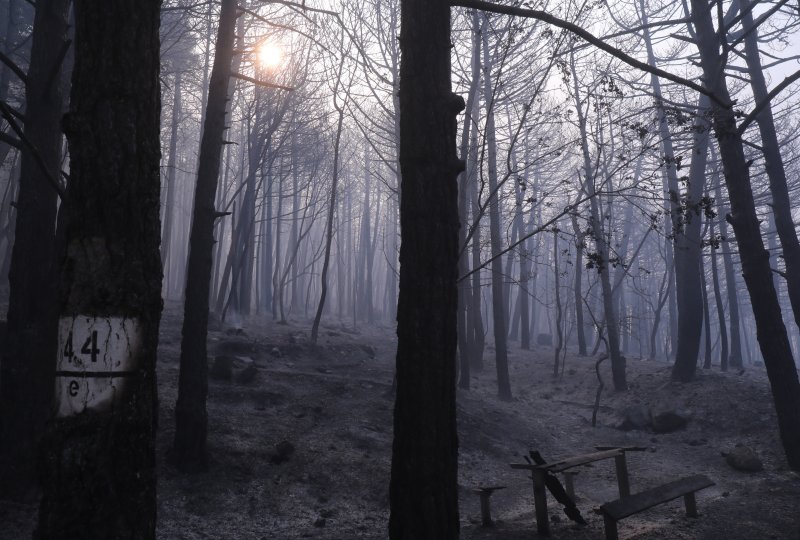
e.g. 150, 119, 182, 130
600, 474, 714, 539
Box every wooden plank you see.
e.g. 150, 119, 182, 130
546, 448, 623, 473
601, 475, 714, 521
595, 445, 648, 452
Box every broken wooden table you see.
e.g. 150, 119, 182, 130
510, 446, 645, 536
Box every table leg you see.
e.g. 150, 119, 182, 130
532, 468, 550, 536
614, 454, 630, 498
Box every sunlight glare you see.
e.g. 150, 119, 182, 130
258, 42, 282, 70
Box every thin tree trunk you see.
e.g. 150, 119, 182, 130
457, 10, 481, 389
161, 71, 181, 298
709, 214, 729, 369
310, 54, 346, 345
552, 228, 563, 377
481, 15, 511, 400
714, 165, 742, 369
171, 0, 237, 471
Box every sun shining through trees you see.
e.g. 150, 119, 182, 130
257, 41, 283, 70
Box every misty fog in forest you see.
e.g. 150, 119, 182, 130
1, 0, 800, 539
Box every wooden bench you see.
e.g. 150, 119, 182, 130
472, 485, 505, 527
511, 447, 643, 536
600, 474, 714, 540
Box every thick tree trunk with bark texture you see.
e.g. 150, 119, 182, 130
389, 0, 462, 537
36, 1, 162, 536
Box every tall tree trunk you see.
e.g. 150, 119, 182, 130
570, 212, 587, 355
691, 0, 800, 470
709, 214, 729, 368
701, 247, 712, 369
457, 10, 481, 389
310, 58, 346, 344
714, 166, 742, 369
672, 93, 710, 381
171, 0, 237, 472
0, 0, 70, 499
37, 1, 162, 536
481, 15, 511, 400
161, 71, 181, 298
389, 0, 462, 536
552, 228, 563, 377
468, 70, 485, 371
570, 51, 626, 390
741, 1, 800, 335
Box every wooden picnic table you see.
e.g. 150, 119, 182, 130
510, 446, 646, 536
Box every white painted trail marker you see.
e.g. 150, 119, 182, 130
55, 316, 141, 417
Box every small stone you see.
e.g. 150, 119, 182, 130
651, 410, 689, 433
270, 347, 282, 358
270, 440, 295, 464
725, 445, 763, 472
313, 518, 326, 528
210, 356, 234, 381
617, 405, 651, 431
235, 364, 258, 384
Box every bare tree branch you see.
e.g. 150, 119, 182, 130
450, 0, 729, 106
0, 50, 28, 85
231, 71, 295, 91
737, 68, 800, 135
0, 101, 66, 199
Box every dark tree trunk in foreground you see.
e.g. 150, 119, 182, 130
172, 0, 237, 472
36, 0, 162, 536
691, 0, 800, 471
389, 0, 462, 537
0, 0, 70, 500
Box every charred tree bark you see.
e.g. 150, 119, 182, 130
36, 0, 162, 536
389, 0, 462, 537
0, 0, 69, 500
171, 0, 237, 472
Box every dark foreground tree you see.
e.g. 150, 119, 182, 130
36, 0, 163, 537
389, 0, 463, 538
0, 0, 70, 499
171, 0, 237, 472
690, 0, 800, 470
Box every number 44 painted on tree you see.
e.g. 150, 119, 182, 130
55, 316, 141, 417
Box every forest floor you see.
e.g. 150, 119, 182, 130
2, 300, 800, 539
